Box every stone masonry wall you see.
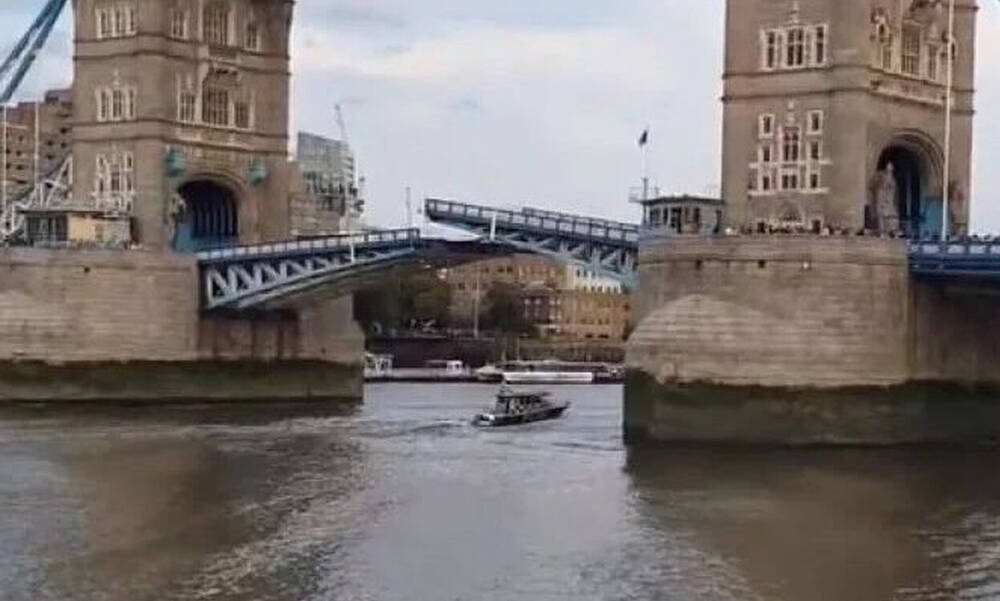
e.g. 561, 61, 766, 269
628, 236, 911, 388
0, 248, 200, 362
0, 249, 363, 401
910, 280, 1000, 385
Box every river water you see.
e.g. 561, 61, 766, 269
1, 384, 999, 601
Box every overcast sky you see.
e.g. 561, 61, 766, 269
6, 1, 1000, 230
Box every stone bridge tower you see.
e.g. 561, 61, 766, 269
71, 0, 296, 250
721, 0, 977, 236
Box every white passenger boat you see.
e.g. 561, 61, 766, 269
475, 360, 620, 385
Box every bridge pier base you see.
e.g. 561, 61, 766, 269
627, 236, 1000, 445
0, 248, 363, 403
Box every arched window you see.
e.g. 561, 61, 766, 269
202, 87, 230, 126
203, 2, 229, 46
244, 17, 260, 51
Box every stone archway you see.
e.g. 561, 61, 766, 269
173, 179, 240, 251
872, 134, 942, 238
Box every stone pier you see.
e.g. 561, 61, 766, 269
626, 236, 1000, 445
0, 248, 363, 402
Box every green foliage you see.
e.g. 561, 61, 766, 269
354, 272, 453, 334
482, 282, 533, 335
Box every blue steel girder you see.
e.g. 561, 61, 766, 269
908, 240, 1000, 282
424, 198, 639, 287
198, 229, 422, 311
1, 0, 68, 104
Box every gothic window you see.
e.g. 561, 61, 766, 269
807, 110, 823, 134
926, 44, 939, 81
812, 25, 827, 65
759, 114, 775, 138
809, 140, 821, 162
809, 169, 821, 190
95, 3, 136, 39
95, 85, 137, 122
782, 127, 801, 162
96, 89, 110, 121
111, 89, 124, 120
880, 36, 894, 71
780, 168, 799, 191
204, 2, 230, 46
94, 151, 135, 197
759, 144, 773, 164
761, 170, 773, 191
245, 18, 260, 51
764, 30, 780, 70
902, 25, 921, 76
785, 27, 805, 67
170, 9, 188, 39
98, 9, 112, 38
234, 101, 250, 129
178, 90, 196, 122
202, 87, 230, 126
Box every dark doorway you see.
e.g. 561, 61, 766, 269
876, 146, 924, 237
175, 180, 239, 251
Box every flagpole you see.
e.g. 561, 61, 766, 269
640, 127, 649, 201
1, 105, 7, 218
942, 0, 956, 240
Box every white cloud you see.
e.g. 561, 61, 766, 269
1, 1, 997, 231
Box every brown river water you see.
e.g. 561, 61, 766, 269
0, 383, 998, 600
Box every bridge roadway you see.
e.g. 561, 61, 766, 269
197, 198, 1000, 311
197, 199, 642, 311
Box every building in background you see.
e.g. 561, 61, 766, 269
2, 89, 73, 205
293, 132, 365, 236
72, 0, 298, 251
442, 254, 631, 341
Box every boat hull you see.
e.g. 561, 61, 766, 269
472, 404, 569, 427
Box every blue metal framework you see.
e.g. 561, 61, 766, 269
199, 229, 423, 311
908, 240, 1000, 281
0, 0, 68, 104
424, 198, 640, 287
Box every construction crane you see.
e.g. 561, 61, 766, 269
0, 0, 68, 104
0, 0, 71, 242
334, 103, 349, 144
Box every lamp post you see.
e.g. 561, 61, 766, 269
942, 0, 956, 240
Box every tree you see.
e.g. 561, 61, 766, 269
353, 272, 453, 334
482, 282, 533, 335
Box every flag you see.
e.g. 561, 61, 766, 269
638, 129, 649, 147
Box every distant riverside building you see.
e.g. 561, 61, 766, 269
442, 254, 630, 341
721, 0, 976, 236
1, 89, 72, 204
72, 0, 298, 250
293, 132, 364, 236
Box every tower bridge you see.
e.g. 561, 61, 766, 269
0, 0, 999, 445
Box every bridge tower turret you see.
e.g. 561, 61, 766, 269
721, 0, 977, 236
71, 0, 296, 250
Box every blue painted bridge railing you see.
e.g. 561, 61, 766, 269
908, 239, 1000, 281
424, 198, 639, 286
198, 228, 422, 311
